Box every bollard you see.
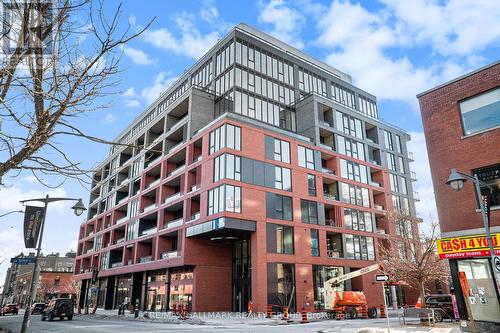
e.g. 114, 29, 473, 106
361, 305, 368, 319
300, 308, 309, 324
266, 304, 272, 318
379, 305, 386, 318
281, 306, 289, 320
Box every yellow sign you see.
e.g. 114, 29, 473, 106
437, 233, 500, 259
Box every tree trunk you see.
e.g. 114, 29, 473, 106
420, 280, 426, 308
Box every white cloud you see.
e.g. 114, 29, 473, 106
140, 72, 178, 105
125, 100, 140, 108
0, 186, 68, 213
142, 13, 219, 60
200, 0, 219, 24
258, 0, 305, 49
102, 113, 117, 124
407, 131, 438, 225
123, 46, 156, 65
381, 0, 500, 56
123, 87, 138, 98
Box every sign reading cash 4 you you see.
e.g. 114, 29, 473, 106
437, 233, 500, 259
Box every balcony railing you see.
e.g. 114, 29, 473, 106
115, 237, 125, 244
322, 167, 336, 175
163, 218, 183, 230
147, 178, 161, 189
407, 151, 414, 160
164, 192, 183, 204
191, 155, 202, 164
168, 165, 185, 178
410, 171, 417, 181
325, 219, 341, 227
326, 249, 342, 259
187, 212, 200, 222
161, 250, 180, 259
139, 255, 152, 263
320, 143, 334, 151
86, 248, 94, 254
323, 192, 339, 201
110, 262, 123, 268
413, 191, 420, 201
145, 155, 162, 168
370, 181, 381, 187
118, 196, 129, 205
168, 141, 184, 154
116, 216, 128, 224
374, 204, 385, 211
143, 202, 157, 213
189, 184, 200, 193
140, 226, 157, 237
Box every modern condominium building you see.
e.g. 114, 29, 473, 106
74, 23, 418, 313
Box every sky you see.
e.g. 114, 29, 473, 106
1, 0, 499, 285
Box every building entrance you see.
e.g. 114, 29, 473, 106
232, 237, 251, 312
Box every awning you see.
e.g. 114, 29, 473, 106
186, 217, 256, 240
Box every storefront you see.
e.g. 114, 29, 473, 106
437, 233, 500, 326
115, 275, 132, 308
313, 265, 344, 310
169, 268, 193, 310
145, 270, 167, 312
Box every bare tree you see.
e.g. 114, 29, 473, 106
0, 0, 153, 187
379, 211, 450, 307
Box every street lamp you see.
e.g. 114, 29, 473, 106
446, 168, 499, 291
0, 210, 24, 218
19, 195, 86, 333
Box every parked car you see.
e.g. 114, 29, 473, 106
31, 302, 46, 315
0, 304, 19, 316
41, 298, 73, 321
425, 294, 455, 322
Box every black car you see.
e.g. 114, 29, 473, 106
41, 298, 73, 321
31, 302, 46, 315
425, 294, 455, 322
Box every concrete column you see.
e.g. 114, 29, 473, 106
390, 284, 398, 309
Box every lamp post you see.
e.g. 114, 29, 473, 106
446, 168, 500, 292
19, 195, 86, 333
0, 210, 24, 218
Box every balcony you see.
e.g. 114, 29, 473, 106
163, 217, 183, 230
374, 204, 385, 211
168, 165, 185, 178
187, 212, 200, 222
325, 218, 341, 228
85, 248, 94, 254
322, 167, 336, 176
115, 237, 125, 244
407, 151, 414, 161
323, 192, 339, 201
168, 141, 184, 154
189, 184, 200, 193
164, 192, 183, 205
161, 250, 180, 259
116, 216, 128, 225
140, 226, 157, 237
326, 249, 342, 259
139, 255, 152, 263
143, 202, 157, 213
413, 191, 420, 201
191, 155, 202, 164
147, 178, 161, 189
370, 181, 381, 187
110, 262, 123, 268
410, 171, 417, 182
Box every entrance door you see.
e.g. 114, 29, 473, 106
232, 237, 251, 312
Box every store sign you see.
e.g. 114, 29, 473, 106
436, 233, 500, 259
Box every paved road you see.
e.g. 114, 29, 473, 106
0, 311, 460, 333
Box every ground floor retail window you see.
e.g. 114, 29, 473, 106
267, 263, 296, 311
169, 268, 193, 310
115, 275, 132, 307
146, 271, 167, 312
458, 258, 500, 323
313, 265, 344, 310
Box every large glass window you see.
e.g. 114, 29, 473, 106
301, 199, 319, 224
459, 87, 500, 135
384, 130, 393, 150
213, 153, 241, 182
311, 229, 320, 257
208, 184, 241, 215
340, 159, 368, 184
336, 111, 363, 139
337, 136, 365, 161
343, 209, 373, 232
308, 174, 317, 196
266, 192, 293, 220
274, 166, 292, 191
344, 234, 375, 260
340, 183, 370, 207
267, 263, 296, 311
387, 152, 397, 171
313, 266, 344, 310
298, 146, 315, 169
209, 124, 241, 154
266, 223, 294, 254
271, 137, 290, 163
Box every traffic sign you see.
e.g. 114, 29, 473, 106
10, 257, 37, 265
375, 274, 389, 282
494, 256, 500, 273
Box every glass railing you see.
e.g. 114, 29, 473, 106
326, 249, 342, 259
139, 255, 152, 263
163, 218, 183, 230
143, 202, 157, 213
168, 165, 185, 177
140, 226, 157, 236
164, 192, 183, 204
147, 178, 161, 188
161, 251, 180, 259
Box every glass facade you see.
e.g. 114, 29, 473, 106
459, 87, 500, 135
313, 265, 344, 310
266, 223, 294, 254
209, 123, 242, 154
145, 271, 167, 312
267, 263, 296, 311
208, 184, 242, 215
169, 268, 193, 310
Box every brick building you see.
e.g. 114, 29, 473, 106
418, 61, 500, 330
74, 23, 418, 313
1, 251, 76, 306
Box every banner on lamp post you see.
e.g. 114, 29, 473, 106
23, 205, 45, 248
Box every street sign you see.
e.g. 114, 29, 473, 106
10, 257, 37, 265
375, 274, 389, 282
494, 256, 500, 273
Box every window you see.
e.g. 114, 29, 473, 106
384, 130, 393, 150
337, 136, 365, 161
340, 183, 370, 207
301, 200, 319, 224
400, 177, 408, 195
208, 184, 241, 215
274, 166, 292, 191
340, 159, 368, 184
473, 164, 500, 208
344, 209, 374, 232
311, 229, 320, 257
298, 146, 315, 169
126, 220, 139, 241
266, 192, 293, 220
267, 263, 296, 311
213, 153, 241, 182
395, 135, 402, 153
266, 223, 294, 254
336, 111, 363, 139
209, 124, 241, 154
308, 174, 316, 196
398, 156, 405, 173
345, 234, 375, 260
390, 174, 400, 192
460, 87, 500, 135
387, 152, 396, 171
272, 137, 290, 163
